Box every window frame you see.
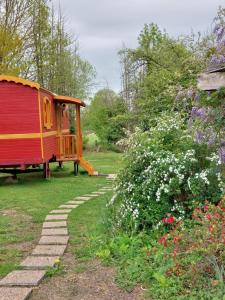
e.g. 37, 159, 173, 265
43, 96, 53, 129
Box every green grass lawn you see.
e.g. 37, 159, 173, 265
0, 151, 122, 278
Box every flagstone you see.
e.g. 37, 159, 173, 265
0, 270, 45, 287
74, 196, 91, 200
0, 287, 32, 300
32, 245, 67, 256
42, 221, 67, 228
50, 209, 71, 214
20, 256, 59, 270
92, 191, 106, 194
38, 235, 69, 245
41, 228, 68, 236
45, 214, 68, 221
59, 205, 78, 209
67, 201, 84, 205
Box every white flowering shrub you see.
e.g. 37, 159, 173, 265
110, 114, 224, 232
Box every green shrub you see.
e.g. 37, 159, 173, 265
109, 113, 224, 232
147, 198, 225, 299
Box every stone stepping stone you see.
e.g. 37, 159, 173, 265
50, 209, 71, 214
74, 196, 91, 200
92, 191, 106, 195
45, 214, 68, 221
0, 287, 32, 300
107, 174, 116, 179
32, 245, 67, 256
0, 270, 45, 287
20, 256, 59, 270
39, 235, 69, 245
67, 201, 84, 205
67, 201, 80, 204
84, 194, 98, 197
42, 221, 67, 228
41, 228, 68, 236
59, 205, 77, 209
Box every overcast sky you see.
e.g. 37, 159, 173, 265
52, 0, 224, 94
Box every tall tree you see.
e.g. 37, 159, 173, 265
0, 0, 32, 75
84, 89, 127, 145
119, 23, 201, 129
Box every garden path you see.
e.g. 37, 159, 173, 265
0, 177, 115, 300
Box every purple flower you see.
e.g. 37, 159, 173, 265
218, 147, 225, 163
194, 130, 205, 144
216, 39, 225, 51
194, 94, 200, 102
213, 24, 221, 34
191, 107, 207, 120
207, 133, 216, 145
221, 140, 225, 147
209, 54, 225, 66
213, 24, 225, 41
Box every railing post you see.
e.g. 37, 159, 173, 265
76, 104, 83, 159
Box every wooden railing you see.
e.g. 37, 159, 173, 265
56, 135, 76, 160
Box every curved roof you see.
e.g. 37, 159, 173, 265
0, 75, 85, 106
0, 75, 40, 89
54, 95, 85, 106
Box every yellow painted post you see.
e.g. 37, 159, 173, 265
75, 104, 83, 159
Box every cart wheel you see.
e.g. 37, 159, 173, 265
74, 162, 78, 176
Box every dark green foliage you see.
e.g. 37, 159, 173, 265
84, 89, 128, 146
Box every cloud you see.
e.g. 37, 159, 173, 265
53, 0, 224, 93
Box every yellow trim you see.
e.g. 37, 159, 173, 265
0, 130, 67, 140
43, 131, 57, 137
62, 129, 70, 134
0, 75, 40, 89
54, 95, 85, 106
0, 133, 41, 140
43, 96, 53, 129
38, 91, 44, 160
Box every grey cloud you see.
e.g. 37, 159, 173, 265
53, 0, 224, 93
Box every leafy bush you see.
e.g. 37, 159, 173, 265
109, 113, 224, 232
83, 132, 100, 151
93, 199, 225, 299
147, 198, 225, 299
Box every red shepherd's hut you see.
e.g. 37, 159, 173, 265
0, 75, 97, 178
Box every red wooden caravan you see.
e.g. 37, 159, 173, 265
0, 75, 97, 178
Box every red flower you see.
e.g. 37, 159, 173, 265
162, 216, 175, 224
158, 236, 167, 247
206, 214, 212, 221
167, 216, 175, 223
204, 205, 209, 211
173, 236, 181, 245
